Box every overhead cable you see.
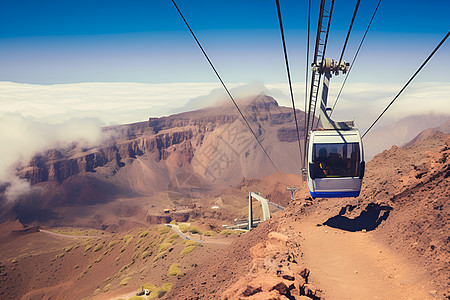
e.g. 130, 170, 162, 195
337, 0, 360, 67
171, 0, 291, 185
331, 0, 381, 116
303, 0, 311, 168
275, 0, 303, 170
362, 30, 450, 139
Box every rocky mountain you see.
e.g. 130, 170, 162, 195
362, 114, 450, 160
2, 94, 307, 225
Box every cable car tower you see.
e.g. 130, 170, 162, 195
302, 0, 365, 198
305, 57, 365, 198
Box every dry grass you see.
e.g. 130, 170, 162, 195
93, 244, 103, 252
119, 276, 132, 286
168, 263, 182, 276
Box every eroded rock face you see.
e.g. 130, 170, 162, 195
18, 128, 199, 185
222, 231, 321, 300
16, 94, 302, 186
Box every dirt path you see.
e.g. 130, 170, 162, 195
293, 219, 435, 300
165, 224, 232, 245
39, 229, 100, 239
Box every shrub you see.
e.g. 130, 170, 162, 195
158, 242, 171, 252
85, 245, 92, 252
119, 262, 133, 273
220, 229, 245, 236
203, 230, 216, 236
94, 244, 103, 252
181, 245, 196, 257
64, 245, 73, 252
126, 237, 134, 245
168, 263, 182, 276
183, 240, 200, 247
123, 235, 133, 243
178, 224, 188, 233
103, 283, 111, 292
107, 241, 118, 248
158, 226, 170, 235
139, 231, 149, 238
153, 251, 167, 262
142, 250, 152, 259
169, 233, 179, 240
128, 297, 145, 300
142, 283, 157, 291
119, 277, 132, 286
189, 226, 202, 235
169, 220, 177, 225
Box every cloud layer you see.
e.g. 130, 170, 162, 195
0, 113, 102, 201
0, 80, 448, 199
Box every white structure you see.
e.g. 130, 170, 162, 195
248, 192, 271, 229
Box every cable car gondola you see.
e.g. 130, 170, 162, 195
307, 128, 364, 198
304, 58, 365, 198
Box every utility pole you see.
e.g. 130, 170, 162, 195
286, 187, 297, 200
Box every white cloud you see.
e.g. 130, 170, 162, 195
0, 80, 448, 198
0, 81, 225, 125
0, 113, 102, 201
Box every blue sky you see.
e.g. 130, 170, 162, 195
0, 0, 449, 84
0, 1, 449, 192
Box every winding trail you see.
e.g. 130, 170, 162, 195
39, 229, 100, 239
165, 224, 231, 245
293, 219, 434, 300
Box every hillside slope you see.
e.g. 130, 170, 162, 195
167, 126, 449, 299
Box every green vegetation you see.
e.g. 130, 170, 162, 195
107, 241, 118, 248
64, 245, 73, 252
167, 234, 179, 244
169, 233, 179, 239
85, 244, 92, 252
55, 252, 65, 259
187, 218, 195, 222
126, 237, 134, 245
158, 242, 171, 253
183, 240, 200, 247
142, 283, 157, 291
168, 263, 182, 276
119, 277, 132, 286
181, 245, 196, 257
203, 230, 216, 236
220, 229, 246, 236
128, 297, 145, 300
103, 283, 111, 292
123, 234, 133, 243
178, 224, 189, 233
142, 250, 152, 259
95, 255, 103, 263
153, 251, 167, 262
189, 226, 202, 235
147, 282, 173, 299
119, 262, 133, 273
93, 244, 103, 252
169, 220, 177, 225
180, 240, 200, 257
139, 230, 149, 238
158, 226, 170, 235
